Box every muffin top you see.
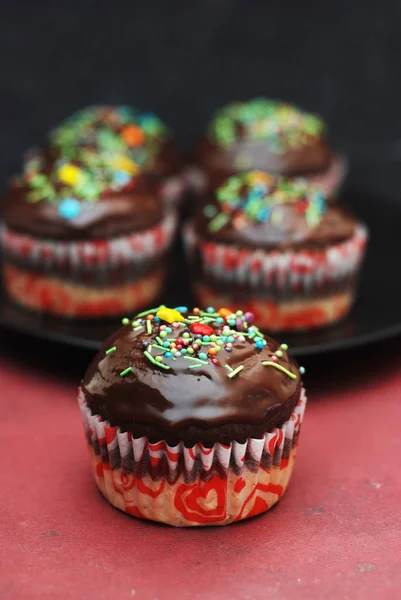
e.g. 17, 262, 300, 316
194, 171, 358, 250
82, 305, 303, 446
49, 105, 182, 177
3, 146, 164, 241
195, 98, 333, 179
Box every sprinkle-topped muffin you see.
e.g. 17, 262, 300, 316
79, 305, 307, 526
49, 105, 184, 208
185, 171, 368, 331
189, 98, 346, 203
1, 142, 176, 318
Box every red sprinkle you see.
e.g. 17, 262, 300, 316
211, 358, 219, 365
271, 355, 279, 362
191, 322, 214, 336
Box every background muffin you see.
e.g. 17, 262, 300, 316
1, 144, 176, 318
185, 171, 367, 331
188, 98, 346, 205
79, 304, 307, 526
49, 105, 185, 210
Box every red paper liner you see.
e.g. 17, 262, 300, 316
1, 212, 176, 276
78, 387, 307, 527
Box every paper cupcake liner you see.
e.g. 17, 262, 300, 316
1, 212, 177, 281
185, 223, 367, 295
78, 387, 306, 526
4, 263, 165, 318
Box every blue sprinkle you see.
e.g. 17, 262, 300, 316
206, 306, 215, 313
299, 366, 306, 374
255, 340, 264, 350
181, 348, 187, 355
113, 170, 131, 187
216, 317, 224, 324
58, 197, 81, 220
163, 342, 170, 348
228, 319, 236, 327
175, 306, 188, 313
165, 327, 173, 334
248, 328, 254, 334
198, 352, 208, 360
227, 336, 235, 343
254, 337, 262, 342
153, 316, 160, 323
164, 351, 173, 358
225, 347, 232, 353
258, 208, 270, 222
202, 335, 210, 343
221, 336, 227, 342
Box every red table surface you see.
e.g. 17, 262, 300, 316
0, 331, 401, 600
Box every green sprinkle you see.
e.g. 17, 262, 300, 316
155, 362, 170, 371
122, 317, 130, 325
134, 325, 144, 331
156, 336, 164, 346
183, 355, 209, 365
228, 365, 244, 379
151, 344, 166, 351
208, 213, 230, 232
105, 346, 116, 355
280, 343, 288, 350
188, 363, 203, 369
225, 364, 233, 372
120, 367, 132, 377
136, 305, 164, 318
144, 350, 155, 364
261, 361, 297, 380
155, 356, 163, 362
146, 320, 152, 334
275, 350, 283, 358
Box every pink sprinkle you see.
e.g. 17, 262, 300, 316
160, 325, 166, 330
172, 322, 180, 329
226, 342, 233, 348
192, 344, 199, 350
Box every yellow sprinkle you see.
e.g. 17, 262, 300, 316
261, 361, 297, 380
111, 155, 139, 175
58, 164, 82, 186
156, 307, 184, 324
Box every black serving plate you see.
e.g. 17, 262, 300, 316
1, 191, 401, 358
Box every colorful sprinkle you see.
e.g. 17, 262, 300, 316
105, 346, 116, 355
228, 365, 244, 379
58, 197, 81, 220
122, 317, 130, 325
120, 367, 132, 377
261, 361, 297, 380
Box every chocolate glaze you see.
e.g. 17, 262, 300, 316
4, 171, 164, 241
82, 309, 301, 446
195, 137, 333, 179
194, 175, 358, 251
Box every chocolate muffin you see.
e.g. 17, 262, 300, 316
185, 171, 368, 331
48, 105, 184, 209
188, 98, 346, 203
79, 305, 307, 526
1, 145, 177, 318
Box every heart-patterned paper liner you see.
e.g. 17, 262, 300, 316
78, 387, 306, 526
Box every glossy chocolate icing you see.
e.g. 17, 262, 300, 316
194, 173, 358, 251
195, 137, 333, 179
4, 170, 164, 241
82, 307, 301, 446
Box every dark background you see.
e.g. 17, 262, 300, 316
1, 0, 401, 201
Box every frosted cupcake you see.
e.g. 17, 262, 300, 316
1, 143, 176, 318
49, 105, 184, 210
188, 98, 346, 203
79, 305, 307, 526
185, 171, 367, 332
